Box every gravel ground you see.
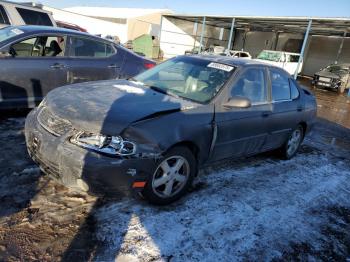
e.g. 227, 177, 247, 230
0, 112, 349, 261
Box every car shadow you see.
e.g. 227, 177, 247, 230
0, 79, 44, 220
0, 111, 42, 219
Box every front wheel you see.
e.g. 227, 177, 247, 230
142, 146, 196, 205
279, 125, 304, 159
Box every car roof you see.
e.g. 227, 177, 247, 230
5, 25, 96, 39
186, 54, 279, 68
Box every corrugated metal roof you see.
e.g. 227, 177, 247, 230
164, 14, 350, 36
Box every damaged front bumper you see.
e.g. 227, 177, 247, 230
24, 108, 160, 196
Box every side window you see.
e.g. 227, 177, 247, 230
44, 36, 66, 57
289, 79, 300, 100
231, 68, 267, 104
270, 69, 291, 101
11, 37, 39, 57
16, 8, 53, 26
290, 55, 300, 63
69, 37, 115, 58
11, 36, 66, 57
0, 5, 10, 24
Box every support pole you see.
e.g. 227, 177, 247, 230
199, 16, 206, 53
227, 18, 235, 50
294, 19, 312, 79
335, 31, 346, 64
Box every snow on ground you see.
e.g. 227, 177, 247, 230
93, 137, 350, 261
1, 113, 349, 261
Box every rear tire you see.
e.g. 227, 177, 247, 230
143, 146, 196, 205
279, 125, 304, 160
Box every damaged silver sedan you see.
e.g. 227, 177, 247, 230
25, 55, 317, 204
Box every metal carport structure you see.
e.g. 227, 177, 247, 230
159, 15, 350, 82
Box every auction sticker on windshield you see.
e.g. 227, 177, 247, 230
207, 62, 234, 72
11, 28, 24, 35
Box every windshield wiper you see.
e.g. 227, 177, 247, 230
146, 85, 183, 100
148, 85, 168, 95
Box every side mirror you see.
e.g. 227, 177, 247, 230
223, 96, 251, 109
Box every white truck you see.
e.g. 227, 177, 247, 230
0, 0, 56, 29
255, 50, 302, 76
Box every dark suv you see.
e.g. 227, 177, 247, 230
313, 63, 350, 94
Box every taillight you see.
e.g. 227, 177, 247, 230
144, 63, 155, 69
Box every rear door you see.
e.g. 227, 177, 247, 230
211, 66, 271, 161
263, 68, 303, 150
65, 36, 123, 84
0, 34, 69, 108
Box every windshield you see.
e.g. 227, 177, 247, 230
257, 51, 282, 62
134, 56, 235, 103
0, 27, 24, 43
326, 65, 349, 73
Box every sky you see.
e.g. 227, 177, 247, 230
12, 0, 350, 17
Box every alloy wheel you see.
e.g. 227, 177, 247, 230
287, 128, 302, 156
152, 156, 190, 198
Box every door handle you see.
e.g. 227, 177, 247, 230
262, 111, 270, 118
50, 63, 66, 69
108, 64, 120, 69
297, 106, 303, 112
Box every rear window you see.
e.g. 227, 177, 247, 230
0, 5, 9, 24
16, 8, 53, 26
271, 68, 291, 101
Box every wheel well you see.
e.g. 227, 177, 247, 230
299, 122, 307, 136
169, 141, 200, 160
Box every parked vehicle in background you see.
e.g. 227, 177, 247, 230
202, 45, 226, 56
228, 50, 252, 59
25, 55, 317, 204
56, 21, 87, 32
184, 46, 200, 55
0, 1, 56, 28
199, 46, 252, 59
0, 26, 156, 109
255, 50, 302, 75
312, 63, 350, 94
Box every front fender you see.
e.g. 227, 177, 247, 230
122, 105, 214, 164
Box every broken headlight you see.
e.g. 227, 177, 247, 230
70, 132, 136, 156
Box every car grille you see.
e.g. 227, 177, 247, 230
37, 107, 72, 136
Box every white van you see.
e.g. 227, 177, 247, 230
0, 0, 56, 28
255, 50, 302, 75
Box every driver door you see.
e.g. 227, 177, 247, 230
211, 67, 271, 161
0, 35, 69, 108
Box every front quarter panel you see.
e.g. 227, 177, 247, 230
122, 104, 214, 165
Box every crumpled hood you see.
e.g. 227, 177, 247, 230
45, 80, 197, 135
315, 70, 342, 79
